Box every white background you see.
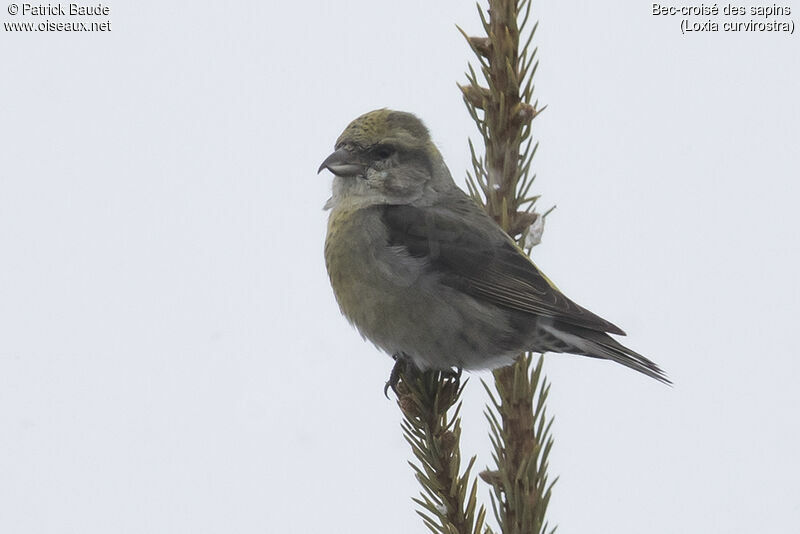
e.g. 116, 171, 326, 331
1, 1, 798, 533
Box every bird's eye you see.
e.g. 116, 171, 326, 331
373, 145, 395, 159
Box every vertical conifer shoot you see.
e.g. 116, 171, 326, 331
396, 2, 554, 533
459, 1, 556, 533
396, 371, 487, 534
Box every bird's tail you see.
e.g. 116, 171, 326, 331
539, 322, 671, 384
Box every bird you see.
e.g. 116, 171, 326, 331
318, 109, 669, 390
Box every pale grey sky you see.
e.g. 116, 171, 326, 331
1, 1, 798, 533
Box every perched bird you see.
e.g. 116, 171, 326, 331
319, 109, 669, 387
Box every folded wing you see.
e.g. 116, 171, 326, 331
380, 201, 626, 336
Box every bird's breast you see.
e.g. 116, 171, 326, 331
324, 207, 397, 328
323, 205, 522, 369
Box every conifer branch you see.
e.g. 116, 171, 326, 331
397, 2, 555, 531
460, 1, 557, 532
396, 370, 487, 534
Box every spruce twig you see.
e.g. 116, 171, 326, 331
480, 356, 556, 534
460, 1, 557, 533
396, 370, 487, 534
397, 1, 554, 531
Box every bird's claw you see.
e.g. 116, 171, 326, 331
384, 355, 463, 398
384, 353, 411, 399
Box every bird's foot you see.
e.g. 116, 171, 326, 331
384, 355, 464, 399
384, 352, 415, 399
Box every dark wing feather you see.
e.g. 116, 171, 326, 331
381, 202, 626, 336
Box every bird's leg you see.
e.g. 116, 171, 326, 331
384, 356, 463, 398
385, 352, 415, 398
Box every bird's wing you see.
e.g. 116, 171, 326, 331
380, 201, 626, 335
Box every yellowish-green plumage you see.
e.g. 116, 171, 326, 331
319, 109, 669, 383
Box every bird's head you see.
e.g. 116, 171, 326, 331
318, 109, 454, 209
